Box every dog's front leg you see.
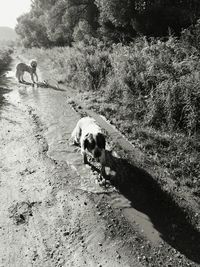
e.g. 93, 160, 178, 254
21, 73, 25, 82
31, 73, 36, 84
100, 149, 106, 177
31, 73, 34, 83
81, 135, 89, 164
81, 148, 88, 164
34, 72, 38, 83
83, 151, 88, 164
100, 165, 106, 177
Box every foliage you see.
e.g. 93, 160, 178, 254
16, 0, 98, 47
0, 46, 13, 76
181, 19, 200, 52
16, 0, 200, 47
16, 13, 51, 48
0, 45, 13, 87
106, 37, 200, 135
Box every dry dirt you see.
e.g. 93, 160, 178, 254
0, 56, 200, 266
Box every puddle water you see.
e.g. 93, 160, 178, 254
5, 70, 162, 244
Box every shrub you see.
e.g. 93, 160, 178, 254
104, 37, 200, 135
66, 40, 112, 91
0, 46, 13, 76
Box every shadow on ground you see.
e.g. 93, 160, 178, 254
98, 150, 200, 264
18, 81, 66, 92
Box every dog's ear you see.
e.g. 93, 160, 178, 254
83, 133, 95, 150
96, 133, 106, 149
83, 136, 89, 150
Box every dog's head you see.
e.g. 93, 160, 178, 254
30, 60, 37, 69
83, 132, 105, 160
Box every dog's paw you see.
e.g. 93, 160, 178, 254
99, 179, 106, 186
83, 156, 88, 164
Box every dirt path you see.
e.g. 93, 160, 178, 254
0, 57, 200, 266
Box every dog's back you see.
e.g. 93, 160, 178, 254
16, 63, 30, 79
79, 117, 102, 136
16, 63, 31, 74
71, 117, 102, 144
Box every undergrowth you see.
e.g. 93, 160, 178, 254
0, 46, 13, 77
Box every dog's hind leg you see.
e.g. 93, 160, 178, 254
31, 73, 36, 83
21, 73, 25, 82
71, 125, 81, 145
82, 151, 88, 164
16, 69, 21, 83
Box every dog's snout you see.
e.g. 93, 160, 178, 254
94, 149, 101, 158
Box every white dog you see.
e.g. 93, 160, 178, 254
71, 117, 106, 173
16, 59, 38, 84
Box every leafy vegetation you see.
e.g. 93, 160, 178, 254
16, 0, 200, 47
0, 45, 13, 78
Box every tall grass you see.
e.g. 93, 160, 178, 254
108, 37, 200, 135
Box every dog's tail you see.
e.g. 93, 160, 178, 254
71, 125, 81, 145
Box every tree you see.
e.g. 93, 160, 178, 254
95, 0, 136, 41
16, 0, 99, 47
95, 0, 200, 40
16, 0, 200, 47
15, 13, 51, 48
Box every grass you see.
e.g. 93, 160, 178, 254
19, 36, 200, 200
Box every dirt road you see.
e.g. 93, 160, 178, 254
0, 58, 200, 266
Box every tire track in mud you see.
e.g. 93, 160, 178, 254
27, 107, 49, 155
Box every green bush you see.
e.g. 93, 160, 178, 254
0, 46, 13, 85
0, 47, 12, 75
66, 40, 112, 91
104, 37, 200, 135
